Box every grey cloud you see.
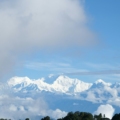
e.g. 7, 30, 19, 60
0, 0, 96, 78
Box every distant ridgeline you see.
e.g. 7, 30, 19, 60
0, 112, 120, 120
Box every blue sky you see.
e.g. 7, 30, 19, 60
0, 0, 120, 83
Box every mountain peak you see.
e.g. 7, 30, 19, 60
95, 79, 105, 84
54, 75, 81, 86
57, 75, 69, 79
8, 76, 32, 86
95, 79, 111, 86
53, 75, 92, 93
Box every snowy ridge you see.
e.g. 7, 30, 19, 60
52, 75, 92, 93
8, 75, 92, 94
7, 75, 120, 100
8, 76, 52, 92
95, 79, 111, 86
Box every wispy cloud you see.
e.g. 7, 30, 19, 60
85, 63, 117, 70
25, 62, 86, 74
25, 62, 120, 78
26, 62, 71, 70
63, 63, 120, 77
65, 70, 120, 76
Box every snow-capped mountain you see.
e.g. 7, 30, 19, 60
7, 75, 92, 94
52, 75, 92, 93
7, 75, 120, 103
7, 75, 120, 100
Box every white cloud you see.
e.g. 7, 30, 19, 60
0, 0, 96, 78
85, 90, 104, 103
47, 109, 67, 119
86, 91, 97, 103
104, 87, 118, 98
94, 104, 115, 119
107, 97, 120, 107
9, 104, 17, 111
19, 106, 25, 111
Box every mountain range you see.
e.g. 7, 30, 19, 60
7, 75, 120, 98
0, 75, 120, 119
8, 75, 92, 94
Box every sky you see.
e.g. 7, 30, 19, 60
0, 0, 120, 83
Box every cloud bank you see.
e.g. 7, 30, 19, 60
0, 95, 67, 120
0, 0, 95, 78
0, 82, 67, 120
